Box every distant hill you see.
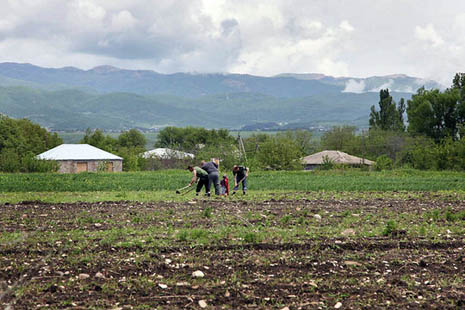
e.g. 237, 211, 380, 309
276, 73, 443, 93
0, 62, 342, 98
0, 62, 443, 130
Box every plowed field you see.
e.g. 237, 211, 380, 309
1, 197, 465, 309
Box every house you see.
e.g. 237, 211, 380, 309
37, 144, 123, 173
142, 148, 194, 159
302, 150, 374, 170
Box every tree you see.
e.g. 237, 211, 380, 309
407, 87, 460, 142
369, 89, 405, 131
320, 126, 360, 155
80, 129, 117, 152
0, 116, 62, 172
118, 129, 146, 149
365, 129, 408, 162
452, 73, 465, 136
155, 127, 235, 153
278, 130, 315, 155
256, 135, 303, 170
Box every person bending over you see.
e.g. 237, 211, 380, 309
187, 165, 210, 196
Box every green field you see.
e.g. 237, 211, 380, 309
1, 169, 465, 203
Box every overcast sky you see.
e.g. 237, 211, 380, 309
1, 0, 464, 84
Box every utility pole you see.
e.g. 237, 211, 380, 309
237, 132, 247, 163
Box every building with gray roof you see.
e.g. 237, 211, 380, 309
37, 144, 123, 173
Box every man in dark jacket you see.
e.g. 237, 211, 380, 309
201, 159, 220, 195
232, 165, 249, 195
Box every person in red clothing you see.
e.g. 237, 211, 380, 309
220, 174, 229, 196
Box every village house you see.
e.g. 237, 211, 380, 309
302, 150, 374, 170
37, 144, 123, 173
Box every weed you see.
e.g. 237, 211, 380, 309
280, 215, 291, 225
202, 206, 213, 218
191, 228, 209, 240
425, 209, 441, 221
445, 209, 456, 222
382, 220, 397, 236
297, 216, 307, 225
341, 210, 351, 218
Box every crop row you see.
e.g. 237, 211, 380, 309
1, 169, 465, 192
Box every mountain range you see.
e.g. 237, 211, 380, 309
0, 62, 444, 131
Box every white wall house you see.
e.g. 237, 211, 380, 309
37, 144, 123, 173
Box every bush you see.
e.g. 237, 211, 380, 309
0, 116, 62, 172
0, 149, 21, 172
319, 155, 334, 170
21, 153, 59, 172
255, 135, 303, 170
375, 155, 393, 171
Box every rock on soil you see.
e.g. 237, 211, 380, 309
192, 270, 205, 278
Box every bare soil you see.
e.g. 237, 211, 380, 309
1, 198, 465, 309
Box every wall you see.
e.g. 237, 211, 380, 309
58, 160, 123, 173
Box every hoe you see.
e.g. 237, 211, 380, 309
175, 185, 195, 195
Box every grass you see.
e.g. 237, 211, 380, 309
2, 189, 465, 204
1, 169, 465, 194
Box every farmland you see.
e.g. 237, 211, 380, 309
2, 169, 465, 194
1, 170, 465, 309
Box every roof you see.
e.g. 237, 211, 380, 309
302, 150, 374, 165
142, 148, 195, 159
37, 144, 123, 161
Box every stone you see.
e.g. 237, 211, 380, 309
95, 272, 105, 279
192, 270, 205, 278
341, 228, 356, 236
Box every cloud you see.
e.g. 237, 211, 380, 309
221, 18, 239, 36
343, 79, 365, 93
0, 0, 464, 83
111, 10, 137, 32
73, 0, 106, 21
414, 24, 444, 47
339, 20, 354, 32
368, 79, 394, 92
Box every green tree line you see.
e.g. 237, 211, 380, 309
0, 116, 62, 172
2, 73, 465, 172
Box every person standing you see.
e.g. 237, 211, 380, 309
220, 174, 229, 196
201, 159, 220, 195
187, 165, 210, 196
232, 165, 249, 195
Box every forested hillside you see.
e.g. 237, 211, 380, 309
0, 62, 440, 130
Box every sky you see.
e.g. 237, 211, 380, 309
0, 0, 464, 85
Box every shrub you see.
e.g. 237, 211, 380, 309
319, 155, 334, 170
22, 156, 59, 173
375, 155, 393, 171
255, 135, 303, 170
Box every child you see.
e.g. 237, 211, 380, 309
220, 174, 229, 196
